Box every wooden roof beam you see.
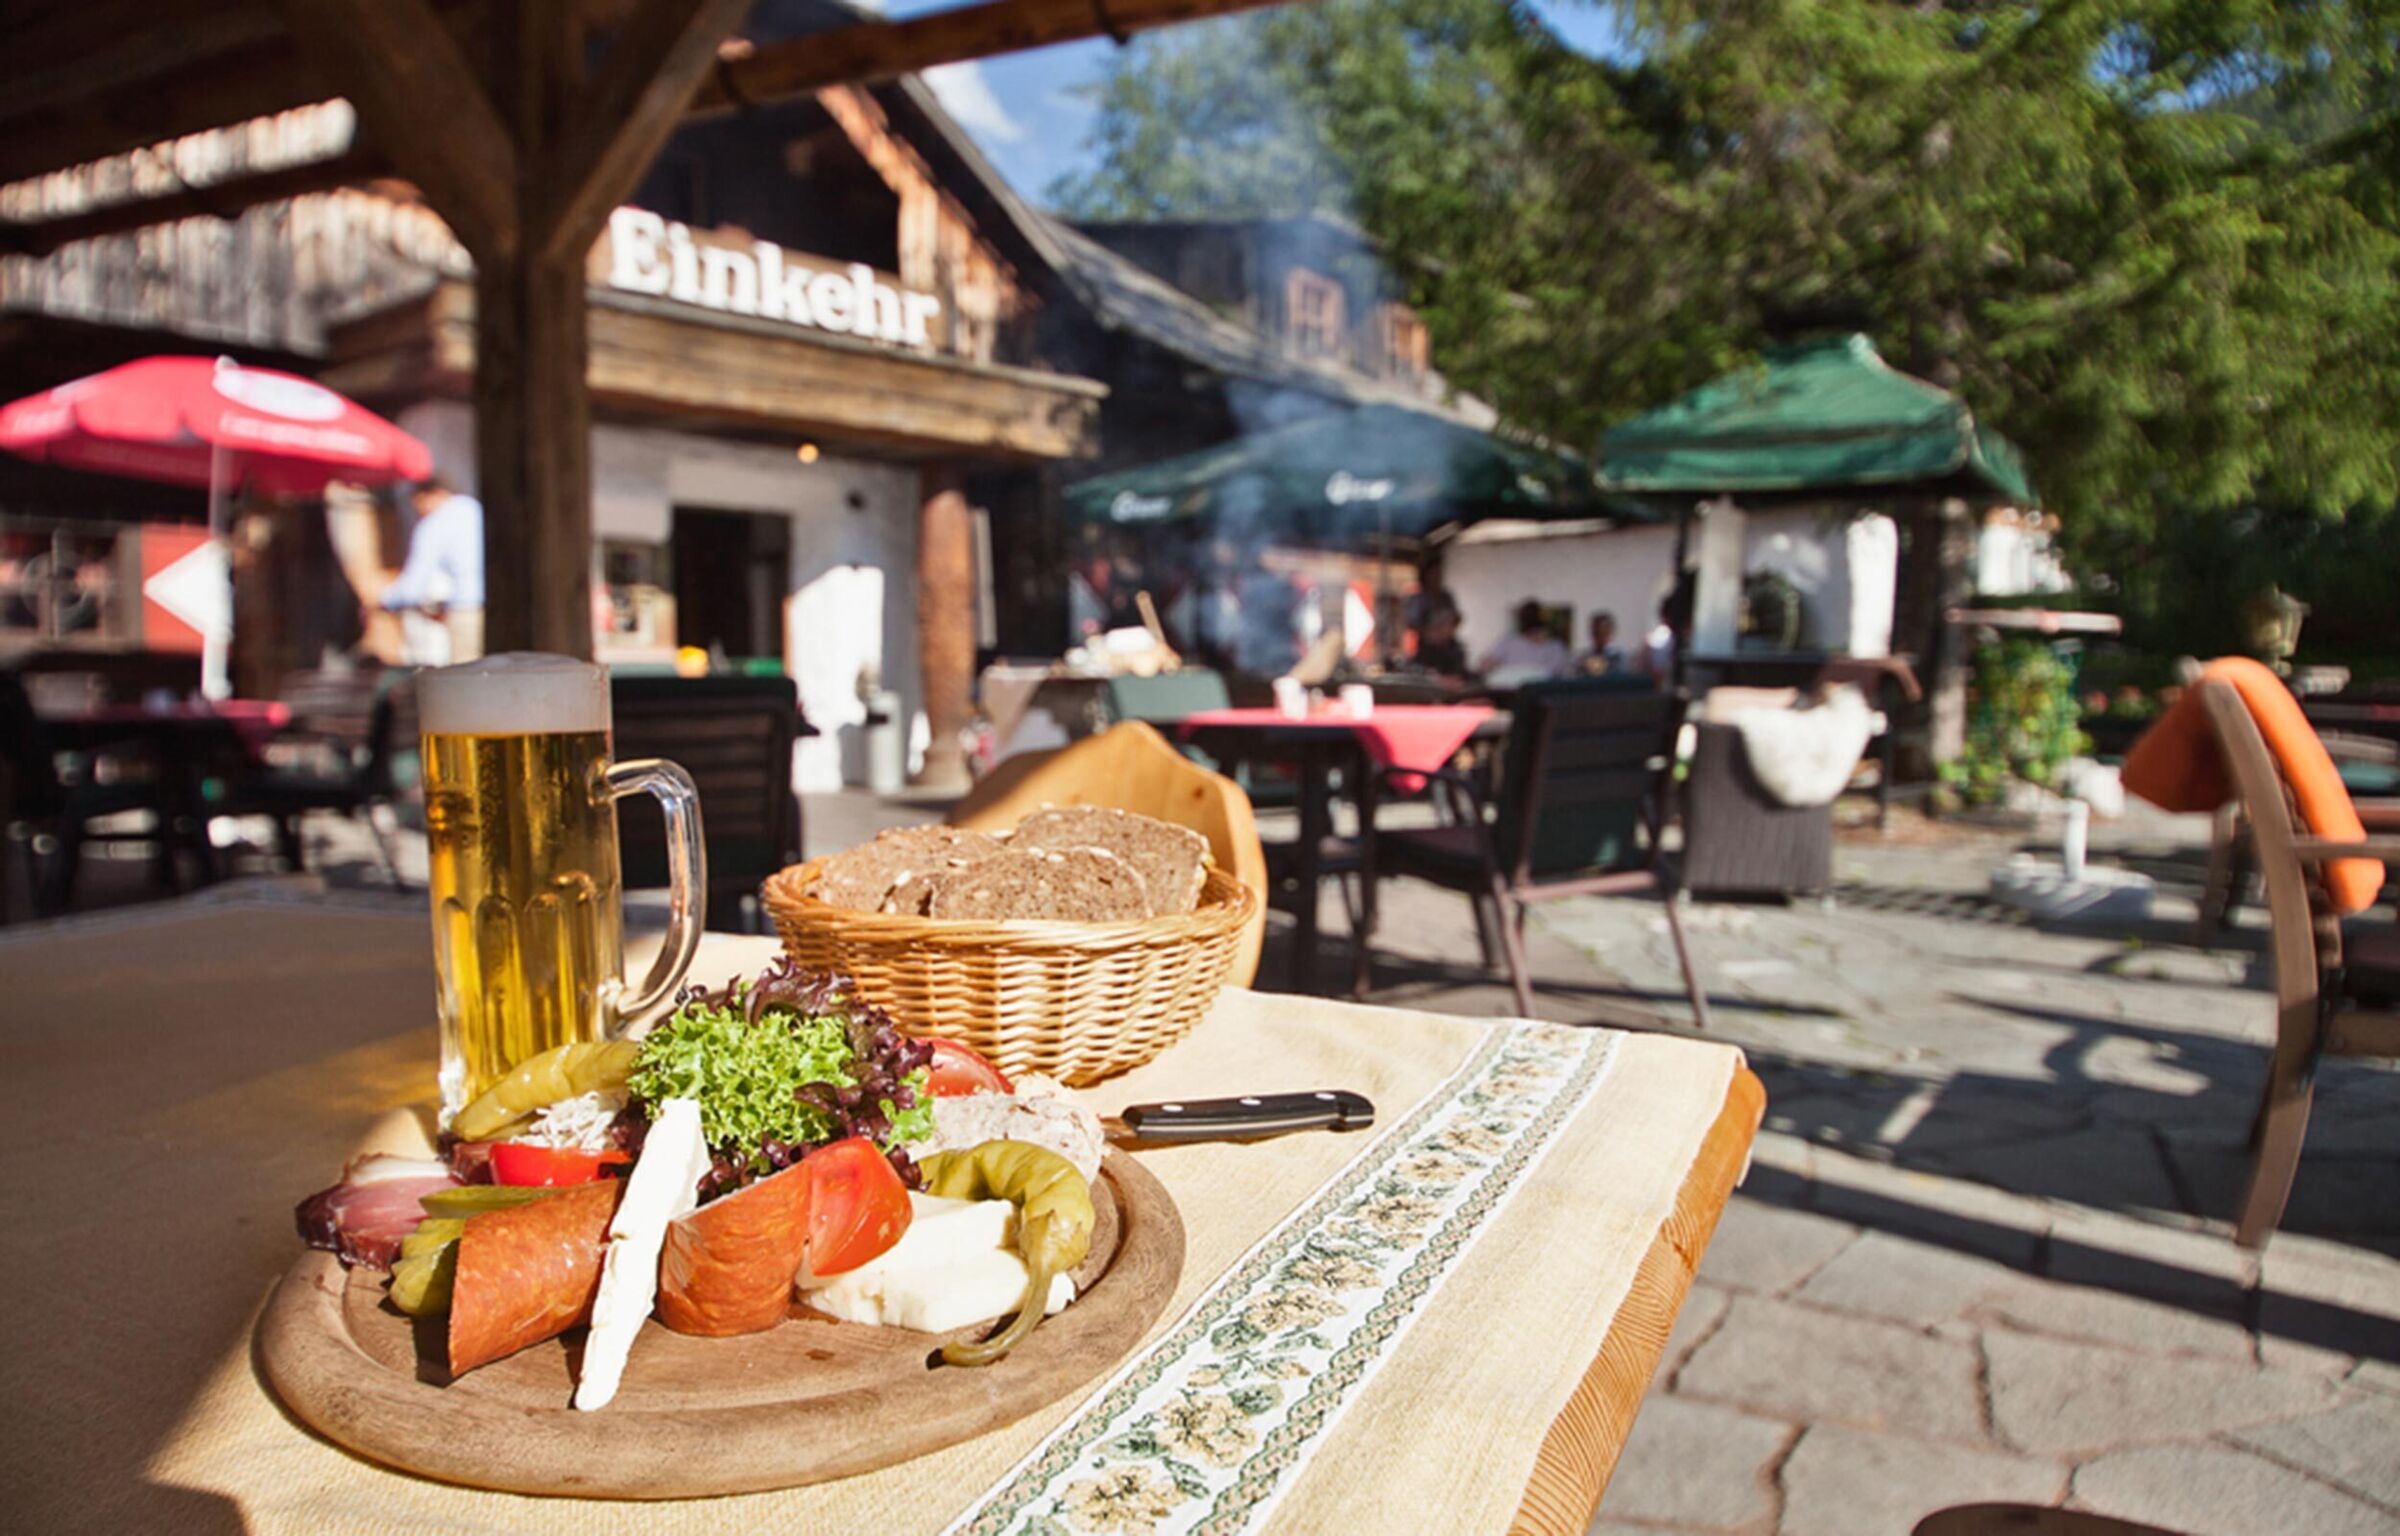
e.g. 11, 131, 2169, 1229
536, 0, 759, 262
1, 1, 288, 124
689, 0, 1295, 117
0, 144, 392, 257
271, 0, 519, 260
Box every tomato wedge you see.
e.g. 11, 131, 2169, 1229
922, 1037, 1012, 1098
489, 1142, 630, 1186
800, 1136, 913, 1279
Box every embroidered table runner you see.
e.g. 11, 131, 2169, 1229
7, 913, 1741, 1535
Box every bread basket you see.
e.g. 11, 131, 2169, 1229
761, 858, 1256, 1085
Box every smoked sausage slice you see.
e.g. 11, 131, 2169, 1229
656, 1162, 812, 1336
448, 1179, 623, 1376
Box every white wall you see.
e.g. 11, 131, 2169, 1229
1446, 521, 1681, 663
1446, 503, 1898, 660
394, 399, 923, 791
635, 428, 919, 793
396, 400, 475, 490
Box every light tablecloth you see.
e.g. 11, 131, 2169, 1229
0, 893, 1743, 1535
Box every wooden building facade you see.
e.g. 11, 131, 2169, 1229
2, 71, 1106, 789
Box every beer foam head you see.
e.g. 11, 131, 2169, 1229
420, 652, 609, 736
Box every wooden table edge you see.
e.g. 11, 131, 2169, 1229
1508, 1064, 1768, 1536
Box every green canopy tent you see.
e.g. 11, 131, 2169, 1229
1066, 402, 1625, 665
1066, 402, 1612, 537
1594, 332, 2036, 718
1597, 333, 2033, 505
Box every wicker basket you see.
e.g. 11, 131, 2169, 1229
761, 858, 1257, 1085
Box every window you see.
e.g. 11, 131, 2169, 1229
1285, 268, 1348, 361
1379, 304, 1430, 379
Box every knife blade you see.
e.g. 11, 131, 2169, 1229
1104, 1090, 1375, 1144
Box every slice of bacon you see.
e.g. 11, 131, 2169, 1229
293, 1155, 463, 1272
448, 1178, 624, 1376
656, 1161, 813, 1337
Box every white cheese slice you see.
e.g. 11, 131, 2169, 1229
573, 1097, 708, 1411
801, 1191, 1074, 1333
796, 1191, 1010, 1288
806, 1248, 1075, 1333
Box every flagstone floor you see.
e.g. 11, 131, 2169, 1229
1521, 816, 2400, 1536
31, 790, 2398, 1535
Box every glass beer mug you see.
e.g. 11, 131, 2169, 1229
418, 654, 705, 1122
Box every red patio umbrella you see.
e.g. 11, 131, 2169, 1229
0, 354, 431, 494
0, 355, 434, 697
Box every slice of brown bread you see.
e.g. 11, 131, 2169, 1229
813, 826, 1002, 912
1009, 805, 1209, 917
922, 847, 1152, 922
880, 868, 944, 916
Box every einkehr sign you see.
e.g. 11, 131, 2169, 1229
603, 207, 943, 350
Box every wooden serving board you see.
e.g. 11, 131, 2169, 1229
257, 1153, 1184, 1499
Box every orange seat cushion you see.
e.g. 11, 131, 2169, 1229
2122, 657, 2383, 914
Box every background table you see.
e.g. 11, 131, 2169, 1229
31, 702, 285, 889
1181, 706, 1506, 993
0, 892, 1758, 1535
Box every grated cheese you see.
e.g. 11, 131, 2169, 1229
518, 1089, 628, 1153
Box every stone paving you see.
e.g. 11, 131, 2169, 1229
24, 790, 2398, 1535
1538, 813, 2400, 1536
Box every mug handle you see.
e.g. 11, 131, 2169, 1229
605, 757, 706, 1031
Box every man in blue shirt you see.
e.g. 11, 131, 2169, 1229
380, 475, 485, 663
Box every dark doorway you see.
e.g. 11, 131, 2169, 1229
671, 506, 791, 661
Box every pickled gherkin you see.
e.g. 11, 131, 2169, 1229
453, 1040, 639, 1141
389, 1217, 467, 1317
419, 1184, 569, 1219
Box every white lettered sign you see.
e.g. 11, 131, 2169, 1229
602, 207, 944, 350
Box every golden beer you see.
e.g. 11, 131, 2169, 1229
424, 727, 624, 1113
420, 655, 704, 1121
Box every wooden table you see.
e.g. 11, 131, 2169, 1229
0, 896, 1759, 1536
1180, 707, 1510, 994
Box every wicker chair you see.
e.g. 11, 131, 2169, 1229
947, 720, 1268, 987
2195, 677, 2400, 1246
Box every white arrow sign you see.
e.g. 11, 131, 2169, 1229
142, 537, 233, 639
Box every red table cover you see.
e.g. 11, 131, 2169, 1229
1180, 704, 1495, 789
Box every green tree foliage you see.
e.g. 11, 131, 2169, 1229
1055, 0, 2400, 553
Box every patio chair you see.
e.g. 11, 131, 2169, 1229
611, 674, 806, 934
224, 666, 417, 882
0, 670, 164, 917
1361, 681, 1711, 1024
948, 720, 1268, 987
2188, 674, 2400, 1246
1106, 667, 1296, 808
2194, 729, 2398, 944
1913, 1506, 2184, 1536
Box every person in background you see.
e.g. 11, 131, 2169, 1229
1578, 610, 1627, 675
380, 475, 485, 664
1640, 574, 1695, 689
1479, 598, 1572, 681
1413, 602, 1470, 678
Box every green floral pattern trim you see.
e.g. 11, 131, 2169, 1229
948, 1020, 1621, 1536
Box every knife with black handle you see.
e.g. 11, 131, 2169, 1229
1107, 1090, 1375, 1143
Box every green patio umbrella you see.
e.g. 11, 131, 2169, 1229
1066, 402, 1609, 536
1598, 334, 2034, 504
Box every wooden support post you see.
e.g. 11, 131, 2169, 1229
279, 0, 753, 663
914, 462, 976, 791
474, 254, 593, 657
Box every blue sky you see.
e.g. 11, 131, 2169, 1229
885, 0, 1638, 209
